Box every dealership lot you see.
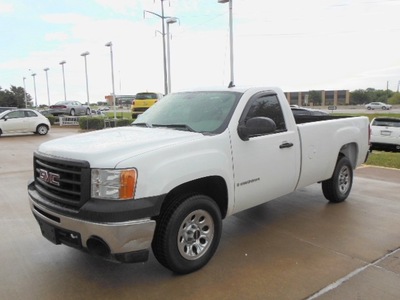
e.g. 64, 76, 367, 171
1, 127, 400, 300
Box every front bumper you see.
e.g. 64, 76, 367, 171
29, 197, 156, 263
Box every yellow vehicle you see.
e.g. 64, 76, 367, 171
131, 92, 163, 118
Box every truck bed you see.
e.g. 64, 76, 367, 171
293, 114, 353, 124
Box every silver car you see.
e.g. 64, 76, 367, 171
49, 101, 91, 116
365, 102, 392, 110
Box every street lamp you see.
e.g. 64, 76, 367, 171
23, 77, 27, 108
43, 68, 50, 106
166, 17, 178, 93
59, 60, 67, 101
31, 73, 38, 107
105, 42, 117, 121
144, 0, 171, 95
81, 51, 90, 105
218, 0, 235, 87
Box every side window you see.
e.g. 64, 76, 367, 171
7, 111, 25, 119
245, 94, 286, 132
25, 110, 38, 117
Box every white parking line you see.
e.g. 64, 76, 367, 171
306, 247, 400, 299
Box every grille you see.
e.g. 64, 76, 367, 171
34, 152, 91, 209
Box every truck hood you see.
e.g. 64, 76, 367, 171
37, 127, 204, 167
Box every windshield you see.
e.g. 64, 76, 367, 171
372, 118, 400, 127
135, 93, 158, 100
132, 91, 242, 134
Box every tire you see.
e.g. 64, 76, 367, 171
382, 106, 387, 110
36, 124, 49, 135
152, 194, 222, 274
322, 156, 353, 203
70, 109, 75, 116
367, 107, 372, 110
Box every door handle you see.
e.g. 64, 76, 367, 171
279, 142, 293, 149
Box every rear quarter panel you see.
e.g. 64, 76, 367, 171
296, 116, 369, 189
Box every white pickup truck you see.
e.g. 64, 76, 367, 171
28, 87, 370, 274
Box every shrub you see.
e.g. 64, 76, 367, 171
46, 115, 56, 125
78, 116, 133, 130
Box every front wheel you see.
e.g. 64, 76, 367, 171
322, 156, 353, 203
152, 194, 222, 274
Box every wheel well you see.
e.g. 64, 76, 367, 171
161, 176, 228, 219
339, 143, 358, 168
37, 123, 49, 129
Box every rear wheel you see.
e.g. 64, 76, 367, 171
152, 194, 222, 274
70, 109, 75, 116
36, 124, 49, 135
322, 156, 353, 203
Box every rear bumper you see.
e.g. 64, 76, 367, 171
30, 197, 156, 263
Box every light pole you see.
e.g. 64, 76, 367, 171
105, 42, 117, 121
166, 17, 178, 93
59, 60, 67, 101
23, 77, 27, 108
81, 51, 90, 105
43, 68, 50, 106
31, 73, 38, 107
144, 0, 170, 95
218, 0, 234, 87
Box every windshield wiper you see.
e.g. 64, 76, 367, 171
132, 122, 152, 128
153, 124, 195, 132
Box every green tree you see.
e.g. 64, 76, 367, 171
308, 90, 322, 105
0, 85, 32, 107
350, 89, 370, 104
388, 93, 400, 105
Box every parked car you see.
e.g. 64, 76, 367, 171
0, 107, 17, 113
365, 102, 392, 110
49, 101, 91, 116
131, 92, 163, 118
370, 117, 400, 152
291, 107, 328, 116
0, 109, 50, 136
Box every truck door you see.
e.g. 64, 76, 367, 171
231, 92, 301, 213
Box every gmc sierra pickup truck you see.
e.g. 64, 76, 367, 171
28, 87, 370, 274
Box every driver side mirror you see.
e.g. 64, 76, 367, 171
237, 117, 277, 141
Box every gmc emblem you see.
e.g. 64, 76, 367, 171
38, 169, 60, 186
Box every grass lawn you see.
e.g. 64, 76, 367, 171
333, 112, 400, 169
365, 151, 400, 169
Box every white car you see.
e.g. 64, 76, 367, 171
365, 102, 392, 110
370, 117, 400, 152
0, 109, 51, 136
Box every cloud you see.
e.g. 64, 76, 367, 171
45, 32, 69, 42
0, 2, 13, 13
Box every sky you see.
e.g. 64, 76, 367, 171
1, 0, 400, 106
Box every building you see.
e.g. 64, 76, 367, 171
104, 94, 135, 106
285, 90, 350, 106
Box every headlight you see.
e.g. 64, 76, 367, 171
91, 168, 137, 200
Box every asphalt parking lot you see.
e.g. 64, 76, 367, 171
1, 126, 400, 300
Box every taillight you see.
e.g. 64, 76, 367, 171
368, 124, 371, 145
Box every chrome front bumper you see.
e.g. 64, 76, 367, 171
30, 197, 156, 259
